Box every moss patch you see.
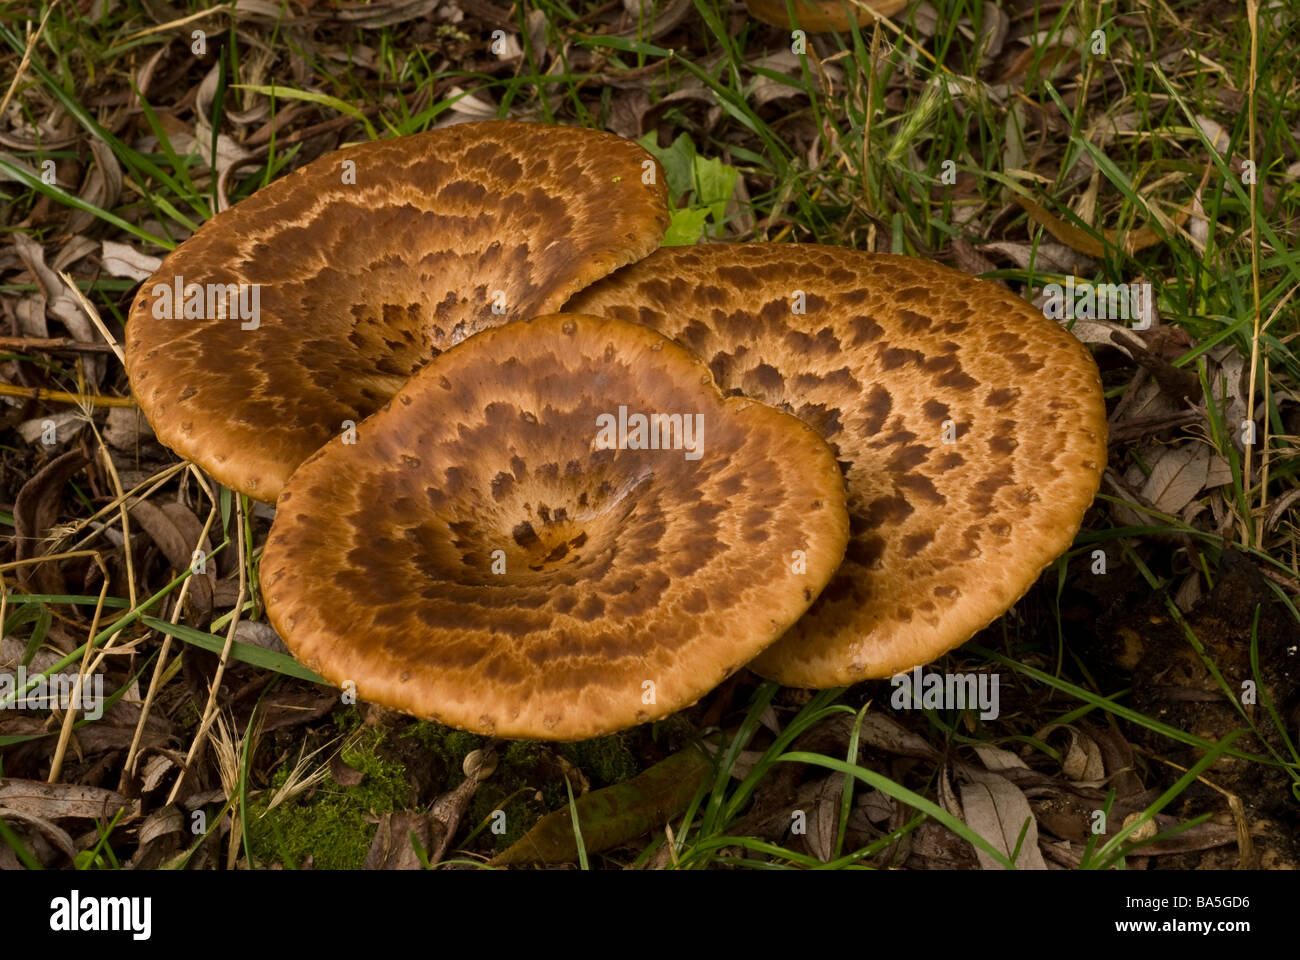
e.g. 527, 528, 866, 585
244, 714, 704, 863
245, 726, 411, 870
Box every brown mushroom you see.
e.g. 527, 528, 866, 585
566, 243, 1107, 686
260, 312, 850, 739
124, 121, 669, 501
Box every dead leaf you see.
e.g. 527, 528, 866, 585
1061, 730, 1105, 782
12, 235, 103, 384
997, 43, 1078, 83
972, 743, 1029, 772
233, 620, 288, 655
856, 712, 941, 760
743, 0, 907, 30
67, 138, 123, 236
364, 810, 432, 869
858, 788, 894, 824
140, 753, 175, 793
0, 808, 78, 864
17, 410, 87, 448
0, 778, 139, 822
614, 0, 692, 40
13, 449, 90, 597
1141, 443, 1210, 514
330, 0, 440, 27
907, 820, 978, 868
103, 406, 159, 451
950, 237, 999, 277
101, 240, 162, 281
985, 239, 1094, 275
803, 773, 845, 863
958, 777, 1048, 869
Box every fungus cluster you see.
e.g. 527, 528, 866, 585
125, 121, 1106, 740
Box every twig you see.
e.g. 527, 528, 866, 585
59, 269, 125, 365
0, 336, 115, 354
0, 2, 58, 119
167, 495, 248, 806
48, 564, 110, 784
124, 466, 221, 783
0, 383, 134, 408
121, 5, 228, 42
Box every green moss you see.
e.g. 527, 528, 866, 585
244, 716, 699, 861
559, 735, 639, 786
246, 726, 411, 870
400, 720, 482, 786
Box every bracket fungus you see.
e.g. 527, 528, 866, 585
260, 313, 850, 740
566, 243, 1108, 687
124, 121, 668, 501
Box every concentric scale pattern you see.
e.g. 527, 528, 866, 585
125, 122, 669, 500
567, 244, 1108, 686
261, 314, 850, 739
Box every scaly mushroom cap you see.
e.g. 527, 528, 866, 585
261, 313, 850, 739
124, 121, 669, 501
567, 244, 1108, 686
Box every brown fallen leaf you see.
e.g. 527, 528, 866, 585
907, 819, 979, 869
130, 804, 185, 869
66, 138, 123, 237
802, 772, 846, 863
0, 807, 78, 865
950, 237, 999, 278
100, 240, 162, 282
13, 448, 90, 598
0, 778, 139, 822
1141, 443, 1211, 515
364, 810, 432, 870
12, 236, 104, 385
997, 43, 1079, 84
1015, 194, 1190, 258
744, 0, 908, 31
958, 773, 1048, 869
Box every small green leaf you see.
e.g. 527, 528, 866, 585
693, 154, 738, 225
637, 132, 696, 203
663, 207, 710, 246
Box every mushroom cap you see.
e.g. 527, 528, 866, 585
566, 243, 1108, 686
260, 312, 850, 740
124, 121, 669, 501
